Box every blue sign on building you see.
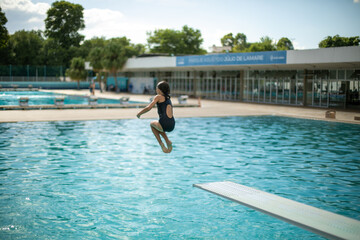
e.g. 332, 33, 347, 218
176, 51, 287, 67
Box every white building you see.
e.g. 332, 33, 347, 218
122, 46, 360, 110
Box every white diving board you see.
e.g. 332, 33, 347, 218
193, 181, 360, 240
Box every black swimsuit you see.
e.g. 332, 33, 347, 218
157, 98, 175, 132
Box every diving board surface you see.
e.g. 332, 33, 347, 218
193, 181, 360, 240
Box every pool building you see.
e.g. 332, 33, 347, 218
123, 46, 360, 110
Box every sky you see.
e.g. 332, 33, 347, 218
1, 0, 360, 51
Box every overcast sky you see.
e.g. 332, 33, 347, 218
1, 0, 360, 51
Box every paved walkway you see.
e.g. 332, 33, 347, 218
1, 89, 359, 124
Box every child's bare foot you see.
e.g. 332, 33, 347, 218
166, 141, 172, 153
160, 142, 169, 153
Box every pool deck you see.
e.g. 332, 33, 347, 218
1, 89, 360, 124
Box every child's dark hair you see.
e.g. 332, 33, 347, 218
157, 81, 170, 99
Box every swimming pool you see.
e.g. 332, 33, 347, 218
0, 91, 140, 105
0, 116, 359, 239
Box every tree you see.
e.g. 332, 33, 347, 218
181, 25, 206, 55
88, 47, 104, 91
319, 35, 360, 48
247, 36, 276, 52
86, 38, 144, 93
147, 28, 180, 54
276, 37, 294, 50
66, 57, 87, 90
89, 47, 103, 73
42, 38, 66, 66
221, 33, 235, 48
232, 33, 248, 52
45, 1, 85, 66
147, 25, 206, 55
45, 1, 85, 48
0, 7, 8, 49
102, 38, 132, 92
221, 33, 248, 52
0, 7, 10, 64
77, 37, 107, 60
234, 33, 247, 49
8, 30, 44, 65
132, 43, 146, 56
221, 33, 295, 52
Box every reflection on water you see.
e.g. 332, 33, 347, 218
0, 116, 359, 239
0, 91, 133, 105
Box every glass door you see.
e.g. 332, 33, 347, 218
283, 77, 290, 104
320, 78, 329, 107
329, 80, 343, 107
265, 78, 271, 102
270, 78, 277, 103
277, 78, 284, 103
296, 80, 304, 105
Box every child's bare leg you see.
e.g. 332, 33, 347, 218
159, 132, 172, 153
151, 121, 172, 152
150, 125, 162, 144
150, 121, 169, 153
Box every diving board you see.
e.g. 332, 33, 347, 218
193, 181, 360, 240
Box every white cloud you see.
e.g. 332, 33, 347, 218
81, 8, 163, 44
135, 0, 196, 8
28, 16, 43, 23
0, 0, 50, 15
84, 8, 123, 27
354, 0, 359, 3
202, 28, 231, 49
292, 40, 307, 50
1, 0, 49, 33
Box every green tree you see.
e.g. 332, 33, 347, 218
89, 47, 103, 73
234, 33, 247, 49
221, 33, 248, 52
132, 43, 146, 56
147, 25, 206, 55
66, 57, 87, 90
248, 36, 276, 52
276, 37, 294, 50
45, 1, 85, 48
0, 7, 8, 49
221, 33, 235, 48
8, 30, 44, 65
42, 38, 65, 65
319, 35, 360, 48
102, 38, 132, 92
77, 37, 107, 60
181, 25, 205, 54
147, 28, 180, 54
88, 47, 104, 91
221, 34, 294, 52
0, 7, 10, 64
45, 1, 85, 66
232, 33, 248, 52
319, 36, 333, 48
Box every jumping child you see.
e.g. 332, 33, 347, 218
137, 81, 175, 153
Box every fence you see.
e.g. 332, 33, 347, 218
0, 76, 64, 82
0, 65, 98, 83
0, 65, 67, 81
0, 81, 97, 89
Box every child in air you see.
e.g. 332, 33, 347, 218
137, 81, 175, 153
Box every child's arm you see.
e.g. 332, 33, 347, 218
137, 95, 160, 118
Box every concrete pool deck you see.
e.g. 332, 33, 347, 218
1, 89, 359, 124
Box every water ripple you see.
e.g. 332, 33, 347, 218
0, 116, 360, 239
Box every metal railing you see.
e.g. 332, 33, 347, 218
0, 76, 64, 82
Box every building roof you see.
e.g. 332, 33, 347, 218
124, 46, 360, 72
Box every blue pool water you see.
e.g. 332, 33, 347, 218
0, 116, 360, 239
0, 91, 140, 105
